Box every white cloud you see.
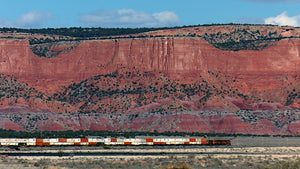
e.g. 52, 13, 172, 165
79, 9, 181, 28
240, 0, 300, 3
0, 11, 53, 28
265, 12, 300, 27
153, 11, 180, 26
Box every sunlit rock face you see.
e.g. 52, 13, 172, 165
0, 25, 300, 134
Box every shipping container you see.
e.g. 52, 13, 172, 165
81, 138, 88, 142
88, 138, 100, 143
124, 142, 132, 145
111, 138, 117, 142
190, 138, 196, 142
27, 138, 36, 146
146, 138, 153, 142
68, 138, 80, 143
58, 138, 67, 142
201, 138, 208, 145
132, 138, 142, 145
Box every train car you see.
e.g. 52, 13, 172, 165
0, 137, 231, 147
0, 138, 36, 146
206, 140, 231, 145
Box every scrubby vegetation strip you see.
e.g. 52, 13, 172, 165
0, 128, 293, 138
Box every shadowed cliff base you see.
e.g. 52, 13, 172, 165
0, 110, 299, 135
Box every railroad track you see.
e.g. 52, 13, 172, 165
2, 147, 300, 158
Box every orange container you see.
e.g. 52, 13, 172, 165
184, 142, 190, 145
74, 142, 81, 146
59, 138, 67, 142
146, 138, 153, 142
81, 138, 88, 142
111, 138, 117, 142
124, 142, 132, 145
189, 138, 196, 142
36, 138, 43, 143
201, 138, 208, 145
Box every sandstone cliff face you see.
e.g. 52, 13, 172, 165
1, 37, 300, 93
0, 25, 300, 134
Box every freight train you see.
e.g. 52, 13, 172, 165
0, 137, 231, 147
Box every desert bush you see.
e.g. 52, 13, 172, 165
271, 158, 300, 169
161, 163, 193, 169
33, 159, 50, 167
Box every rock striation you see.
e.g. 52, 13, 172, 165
0, 25, 300, 134
1, 37, 300, 92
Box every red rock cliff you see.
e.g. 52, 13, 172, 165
0, 37, 300, 94
1, 26, 300, 134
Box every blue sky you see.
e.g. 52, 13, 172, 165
1, 0, 300, 28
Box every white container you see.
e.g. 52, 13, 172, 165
68, 138, 81, 143
132, 138, 142, 145
104, 138, 111, 145
88, 138, 99, 143
49, 138, 59, 145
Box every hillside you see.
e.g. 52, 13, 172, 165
1, 24, 300, 134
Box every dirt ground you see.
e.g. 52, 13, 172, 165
1, 151, 299, 169
1, 136, 300, 169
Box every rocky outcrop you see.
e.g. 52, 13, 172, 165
0, 25, 300, 134
30, 41, 81, 58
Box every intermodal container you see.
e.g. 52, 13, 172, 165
124, 142, 132, 145
190, 138, 196, 142
146, 138, 153, 142
201, 138, 208, 145
111, 138, 117, 142
59, 138, 67, 142
81, 138, 88, 142
36, 138, 44, 146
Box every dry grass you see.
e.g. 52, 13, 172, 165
2, 146, 300, 169
2, 156, 300, 169
261, 158, 300, 169
161, 163, 194, 169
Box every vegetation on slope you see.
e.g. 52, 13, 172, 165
0, 74, 75, 114
0, 23, 280, 38
0, 27, 168, 38
203, 29, 283, 51
30, 41, 81, 58
0, 74, 45, 102
1, 24, 292, 52
0, 68, 294, 115
52, 67, 251, 113
0, 128, 271, 138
